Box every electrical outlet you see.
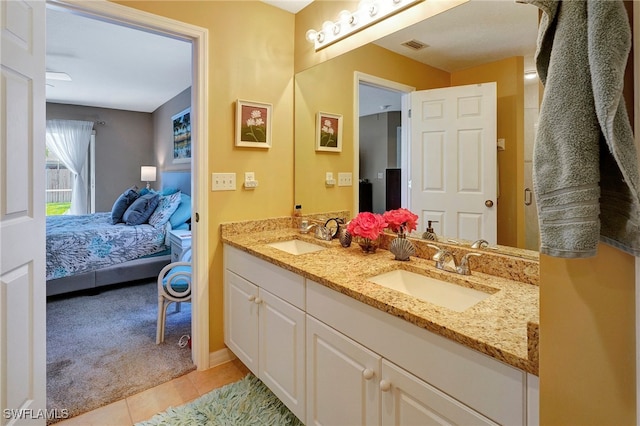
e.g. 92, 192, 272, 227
243, 172, 258, 189
338, 172, 352, 186
325, 172, 336, 186
212, 173, 236, 191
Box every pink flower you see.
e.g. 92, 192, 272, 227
346, 212, 387, 240
382, 208, 418, 234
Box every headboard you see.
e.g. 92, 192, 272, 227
161, 171, 191, 196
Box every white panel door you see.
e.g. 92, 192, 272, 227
1, 1, 47, 424
306, 316, 381, 426
410, 83, 497, 244
259, 288, 305, 421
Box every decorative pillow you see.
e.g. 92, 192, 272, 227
122, 193, 160, 226
160, 187, 179, 196
169, 193, 191, 229
148, 191, 182, 227
111, 186, 139, 224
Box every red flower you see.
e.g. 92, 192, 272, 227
382, 208, 418, 234
346, 212, 387, 240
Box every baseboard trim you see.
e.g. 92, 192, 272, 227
209, 347, 237, 368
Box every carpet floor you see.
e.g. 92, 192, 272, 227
137, 373, 304, 426
46, 280, 195, 422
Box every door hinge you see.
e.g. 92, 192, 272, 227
408, 109, 412, 118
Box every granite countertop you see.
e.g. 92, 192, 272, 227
221, 222, 539, 376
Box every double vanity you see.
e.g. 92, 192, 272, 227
221, 216, 540, 425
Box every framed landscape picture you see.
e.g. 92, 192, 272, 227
235, 99, 272, 148
316, 111, 342, 152
172, 107, 191, 163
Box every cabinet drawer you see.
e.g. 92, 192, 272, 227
225, 244, 305, 309
306, 279, 525, 426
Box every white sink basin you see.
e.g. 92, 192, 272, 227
267, 239, 326, 255
368, 270, 492, 312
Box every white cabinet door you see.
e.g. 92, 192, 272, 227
381, 360, 498, 426
306, 316, 381, 426
259, 288, 306, 421
224, 270, 259, 374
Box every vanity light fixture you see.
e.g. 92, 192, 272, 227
306, 0, 423, 51
524, 70, 538, 80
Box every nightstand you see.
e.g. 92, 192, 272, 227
169, 229, 192, 262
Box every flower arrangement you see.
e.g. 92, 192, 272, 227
346, 212, 387, 253
382, 208, 419, 236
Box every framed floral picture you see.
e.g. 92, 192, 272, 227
316, 111, 342, 152
172, 107, 191, 163
235, 99, 272, 148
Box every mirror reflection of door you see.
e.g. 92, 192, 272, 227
410, 83, 497, 245
358, 81, 498, 245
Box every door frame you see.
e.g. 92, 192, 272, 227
353, 72, 415, 215
47, 0, 210, 369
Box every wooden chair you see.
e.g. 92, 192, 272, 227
156, 248, 191, 344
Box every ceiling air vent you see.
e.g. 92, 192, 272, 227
401, 39, 429, 51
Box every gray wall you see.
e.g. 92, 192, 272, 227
46, 88, 192, 212
46, 103, 154, 211
152, 87, 191, 188
359, 112, 401, 214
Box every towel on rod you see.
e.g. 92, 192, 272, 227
518, 0, 640, 258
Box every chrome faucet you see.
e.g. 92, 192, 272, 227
314, 225, 332, 241
427, 244, 481, 275
427, 244, 457, 273
299, 221, 317, 234
456, 252, 482, 275
471, 239, 489, 249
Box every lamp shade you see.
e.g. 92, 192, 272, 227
141, 166, 157, 182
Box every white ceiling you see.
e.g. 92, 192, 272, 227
46, 7, 192, 113
45, 0, 538, 114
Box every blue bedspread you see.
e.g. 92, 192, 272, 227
46, 212, 167, 280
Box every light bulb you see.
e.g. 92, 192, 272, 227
322, 20, 336, 34
305, 29, 318, 43
338, 10, 357, 26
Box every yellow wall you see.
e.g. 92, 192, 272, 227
294, 43, 450, 214
540, 245, 636, 424
451, 57, 525, 248
115, 0, 295, 352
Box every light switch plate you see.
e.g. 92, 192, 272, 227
338, 172, 352, 186
212, 173, 236, 191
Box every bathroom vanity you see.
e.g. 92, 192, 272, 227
222, 218, 539, 425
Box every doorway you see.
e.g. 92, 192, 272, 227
354, 73, 414, 217
46, 0, 209, 369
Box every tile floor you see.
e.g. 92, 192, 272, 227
55, 358, 250, 426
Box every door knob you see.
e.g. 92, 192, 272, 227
485, 200, 494, 207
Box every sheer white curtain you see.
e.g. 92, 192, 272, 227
45, 119, 94, 215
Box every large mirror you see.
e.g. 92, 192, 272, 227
294, 0, 540, 257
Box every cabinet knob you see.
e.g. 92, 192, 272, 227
248, 295, 256, 302
379, 380, 391, 392
362, 369, 374, 380
254, 297, 263, 304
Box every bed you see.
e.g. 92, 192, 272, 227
46, 171, 191, 297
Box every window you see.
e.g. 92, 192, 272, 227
45, 132, 95, 216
